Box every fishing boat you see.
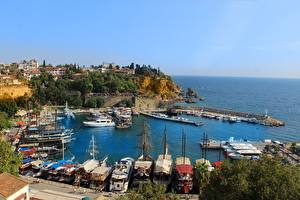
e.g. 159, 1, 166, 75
83, 116, 115, 127
133, 122, 154, 187
153, 126, 173, 187
90, 156, 113, 191
174, 131, 193, 194
110, 157, 135, 193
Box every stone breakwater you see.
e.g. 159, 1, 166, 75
173, 105, 285, 127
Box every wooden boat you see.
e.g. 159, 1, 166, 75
174, 131, 193, 193
89, 157, 113, 191
153, 126, 173, 187
133, 122, 154, 187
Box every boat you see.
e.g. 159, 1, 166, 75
133, 122, 154, 187
83, 116, 115, 127
90, 156, 113, 191
174, 131, 193, 194
109, 157, 135, 193
153, 126, 173, 187
74, 135, 100, 187
63, 101, 75, 119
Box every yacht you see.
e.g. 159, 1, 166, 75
83, 116, 115, 127
110, 157, 135, 193
153, 127, 173, 187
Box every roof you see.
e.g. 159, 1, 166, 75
175, 157, 191, 165
82, 159, 99, 172
0, 173, 28, 198
175, 164, 193, 175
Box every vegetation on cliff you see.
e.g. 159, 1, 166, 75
29, 64, 180, 107
0, 140, 22, 176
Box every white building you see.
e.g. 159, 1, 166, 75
0, 173, 29, 200
18, 59, 39, 70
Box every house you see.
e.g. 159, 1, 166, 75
100, 62, 116, 73
0, 173, 29, 200
0, 75, 22, 86
23, 69, 41, 80
42, 66, 66, 79
18, 59, 39, 71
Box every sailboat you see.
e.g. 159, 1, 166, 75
153, 126, 173, 187
74, 135, 100, 187
174, 130, 193, 194
64, 101, 75, 119
132, 122, 154, 187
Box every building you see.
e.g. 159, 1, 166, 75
100, 62, 116, 73
0, 75, 22, 86
18, 59, 39, 71
42, 66, 66, 78
0, 173, 29, 200
23, 69, 41, 80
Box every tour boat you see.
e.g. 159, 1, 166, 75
109, 157, 135, 193
89, 156, 113, 191
83, 116, 115, 127
133, 122, 154, 187
174, 131, 193, 194
153, 127, 173, 187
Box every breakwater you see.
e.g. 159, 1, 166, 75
172, 105, 285, 127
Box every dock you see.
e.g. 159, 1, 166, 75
140, 112, 203, 126
172, 106, 285, 127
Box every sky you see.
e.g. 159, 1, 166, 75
1, 0, 300, 78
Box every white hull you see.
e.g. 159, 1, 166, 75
83, 121, 115, 127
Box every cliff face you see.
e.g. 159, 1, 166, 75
138, 75, 181, 100
0, 85, 32, 99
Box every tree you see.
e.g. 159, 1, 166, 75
194, 162, 210, 197
85, 97, 97, 108
0, 112, 11, 130
0, 99, 18, 117
0, 140, 22, 176
204, 157, 300, 200
117, 182, 179, 200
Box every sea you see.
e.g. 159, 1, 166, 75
63, 76, 300, 164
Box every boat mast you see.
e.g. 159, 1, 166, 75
163, 125, 167, 159
182, 129, 186, 164
141, 122, 150, 159
92, 134, 95, 160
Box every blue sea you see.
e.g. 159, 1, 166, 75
63, 76, 300, 164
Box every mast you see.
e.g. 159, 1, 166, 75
163, 125, 167, 159
92, 135, 96, 159
181, 129, 186, 164
140, 121, 150, 159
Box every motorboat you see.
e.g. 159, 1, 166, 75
83, 117, 115, 127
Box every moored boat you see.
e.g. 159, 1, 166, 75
174, 131, 193, 194
110, 157, 134, 193
133, 122, 154, 187
83, 116, 115, 127
153, 126, 173, 187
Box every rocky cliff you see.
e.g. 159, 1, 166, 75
138, 75, 181, 100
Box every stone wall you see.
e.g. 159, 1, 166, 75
135, 97, 160, 111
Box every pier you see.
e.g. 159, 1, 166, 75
140, 111, 203, 126
172, 105, 285, 127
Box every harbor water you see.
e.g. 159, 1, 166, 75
64, 76, 300, 164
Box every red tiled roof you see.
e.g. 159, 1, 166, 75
0, 173, 28, 198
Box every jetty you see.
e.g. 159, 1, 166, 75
171, 106, 285, 127
140, 111, 203, 126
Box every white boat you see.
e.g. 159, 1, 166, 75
83, 117, 115, 127
110, 157, 135, 193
